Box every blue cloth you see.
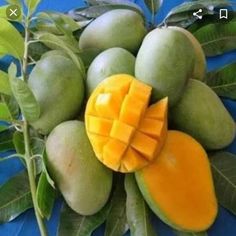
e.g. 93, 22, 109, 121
0, 0, 236, 235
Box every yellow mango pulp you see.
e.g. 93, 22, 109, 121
85, 74, 168, 172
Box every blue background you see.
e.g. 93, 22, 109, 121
0, 0, 236, 235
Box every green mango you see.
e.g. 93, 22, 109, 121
171, 79, 236, 150
86, 47, 135, 96
169, 26, 206, 81
135, 27, 195, 106
28, 55, 84, 134
46, 120, 113, 215
79, 9, 146, 54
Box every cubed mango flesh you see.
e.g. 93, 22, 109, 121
85, 74, 168, 172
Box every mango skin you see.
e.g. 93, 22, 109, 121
46, 120, 113, 215
86, 47, 135, 96
135, 28, 195, 106
79, 9, 146, 54
170, 26, 206, 81
171, 79, 236, 150
28, 55, 84, 135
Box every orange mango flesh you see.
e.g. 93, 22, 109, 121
85, 74, 168, 172
136, 130, 218, 231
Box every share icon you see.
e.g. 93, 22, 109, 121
193, 9, 203, 20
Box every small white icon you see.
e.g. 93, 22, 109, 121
193, 9, 203, 20
9, 8, 18, 17
219, 9, 228, 19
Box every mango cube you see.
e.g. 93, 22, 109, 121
110, 120, 135, 143
87, 116, 112, 136
95, 93, 121, 119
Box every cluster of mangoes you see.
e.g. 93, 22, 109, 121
28, 9, 236, 232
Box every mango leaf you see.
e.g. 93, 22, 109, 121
161, 0, 231, 28
2, 95, 20, 120
36, 171, 56, 219
144, 0, 163, 15
210, 152, 236, 215
6, 0, 22, 5
38, 33, 85, 78
0, 171, 33, 223
174, 230, 208, 236
0, 128, 15, 152
77, 48, 102, 69
58, 201, 111, 236
105, 177, 128, 236
125, 174, 156, 236
0, 102, 12, 121
13, 131, 25, 155
0, 18, 24, 59
205, 63, 236, 100
28, 42, 49, 61
0, 124, 8, 132
68, 2, 143, 21
0, 70, 12, 96
36, 12, 81, 37
24, 0, 40, 15
194, 21, 236, 56
8, 63, 40, 122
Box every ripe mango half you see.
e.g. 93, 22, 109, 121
85, 74, 168, 173
135, 130, 218, 232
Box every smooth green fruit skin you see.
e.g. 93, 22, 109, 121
169, 26, 206, 81
171, 79, 236, 150
135, 28, 195, 106
46, 120, 113, 215
28, 55, 84, 134
86, 47, 135, 96
79, 9, 146, 54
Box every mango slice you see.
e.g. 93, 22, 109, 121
135, 130, 218, 231
85, 74, 168, 172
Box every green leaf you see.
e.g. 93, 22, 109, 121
0, 128, 15, 152
144, 0, 162, 15
0, 70, 12, 96
28, 42, 49, 62
210, 152, 236, 215
24, 0, 40, 15
105, 177, 128, 236
78, 48, 102, 69
6, 0, 22, 5
194, 21, 236, 56
3, 95, 20, 120
161, 0, 231, 28
0, 18, 24, 59
58, 201, 110, 236
0, 124, 9, 132
36, 171, 55, 219
38, 33, 85, 78
36, 12, 81, 36
8, 63, 40, 122
0, 102, 12, 121
0, 171, 33, 223
125, 174, 156, 236
174, 230, 208, 236
68, 3, 143, 21
13, 131, 25, 155
205, 63, 236, 100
